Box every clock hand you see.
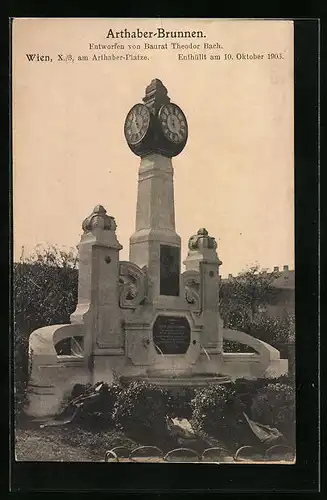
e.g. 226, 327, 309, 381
132, 112, 141, 132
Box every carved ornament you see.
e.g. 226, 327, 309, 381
119, 261, 148, 309
82, 205, 117, 234
182, 270, 201, 313
188, 228, 217, 251
142, 78, 170, 114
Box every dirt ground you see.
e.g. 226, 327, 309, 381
15, 428, 99, 462
14, 424, 232, 463
14, 424, 137, 462
15, 422, 293, 464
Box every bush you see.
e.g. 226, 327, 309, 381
222, 339, 256, 353
13, 245, 78, 422
13, 321, 29, 417
165, 387, 195, 419
223, 314, 295, 376
113, 381, 168, 443
190, 377, 295, 451
245, 316, 273, 342
243, 315, 296, 377
72, 383, 121, 430
231, 374, 294, 414
190, 384, 245, 450
251, 382, 295, 445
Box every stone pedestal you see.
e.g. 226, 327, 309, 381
184, 228, 223, 352
129, 154, 181, 302
70, 205, 124, 382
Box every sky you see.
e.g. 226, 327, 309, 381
12, 18, 294, 276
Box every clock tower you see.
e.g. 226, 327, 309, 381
125, 79, 188, 303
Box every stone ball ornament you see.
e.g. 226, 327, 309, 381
124, 78, 188, 159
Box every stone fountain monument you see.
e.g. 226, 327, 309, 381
26, 79, 288, 418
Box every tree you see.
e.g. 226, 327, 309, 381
219, 265, 281, 328
14, 244, 78, 336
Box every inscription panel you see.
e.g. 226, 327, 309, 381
153, 315, 190, 355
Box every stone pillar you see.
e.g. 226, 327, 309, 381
70, 205, 124, 380
184, 228, 223, 352
129, 154, 181, 302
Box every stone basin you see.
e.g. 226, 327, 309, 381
120, 372, 231, 387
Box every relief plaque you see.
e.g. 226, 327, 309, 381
153, 315, 190, 354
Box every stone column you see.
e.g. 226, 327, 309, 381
183, 228, 223, 352
129, 154, 181, 302
70, 205, 124, 379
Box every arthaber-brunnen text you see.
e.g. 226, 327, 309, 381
106, 28, 206, 39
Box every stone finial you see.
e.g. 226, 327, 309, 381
188, 228, 218, 251
142, 78, 170, 114
82, 205, 117, 233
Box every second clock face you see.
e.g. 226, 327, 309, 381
124, 104, 150, 145
158, 103, 188, 144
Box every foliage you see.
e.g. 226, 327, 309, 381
112, 381, 168, 443
219, 265, 295, 374
165, 387, 196, 419
232, 374, 294, 413
222, 339, 256, 353
13, 337, 31, 422
190, 383, 246, 451
13, 245, 78, 421
242, 313, 295, 360
14, 245, 78, 333
219, 265, 281, 327
68, 382, 121, 430
190, 377, 295, 451
243, 314, 294, 345
222, 297, 295, 366
251, 383, 295, 445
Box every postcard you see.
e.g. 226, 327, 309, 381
12, 18, 295, 465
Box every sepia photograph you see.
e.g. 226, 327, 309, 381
12, 18, 295, 464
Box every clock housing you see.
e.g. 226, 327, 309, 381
157, 103, 188, 154
124, 103, 154, 156
124, 79, 188, 159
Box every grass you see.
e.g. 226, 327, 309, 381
15, 422, 139, 462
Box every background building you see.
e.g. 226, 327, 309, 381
266, 265, 295, 319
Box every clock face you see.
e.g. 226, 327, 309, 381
124, 104, 150, 145
158, 104, 188, 144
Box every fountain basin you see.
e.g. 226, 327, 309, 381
120, 373, 232, 388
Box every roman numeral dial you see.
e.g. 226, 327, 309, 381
158, 103, 188, 144
124, 104, 151, 145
